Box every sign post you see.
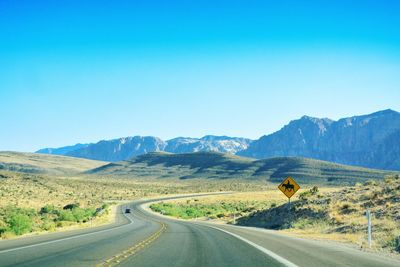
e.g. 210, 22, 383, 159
278, 176, 300, 227
366, 210, 372, 248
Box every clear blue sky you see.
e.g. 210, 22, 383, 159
1, 0, 400, 152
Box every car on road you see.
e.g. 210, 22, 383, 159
125, 208, 131, 213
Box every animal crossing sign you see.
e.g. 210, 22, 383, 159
278, 176, 300, 199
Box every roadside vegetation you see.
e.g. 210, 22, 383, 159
150, 190, 288, 220
0, 203, 109, 238
150, 176, 400, 254
0, 169, 265, 239
2, 151, 398, 254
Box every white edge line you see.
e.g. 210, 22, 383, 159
206, 225, 299, 267
141, 197, 299, 266
0, 207, 134, 254
0, 193, 225, 255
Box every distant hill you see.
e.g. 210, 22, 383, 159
36, 135, 252, 162
238, 109, 400, 170
0, 151, 107, 175
88, 152, 394, 185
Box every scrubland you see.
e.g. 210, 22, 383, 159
151, 176, 400, 254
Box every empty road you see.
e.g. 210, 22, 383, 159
0, 194, 399, 267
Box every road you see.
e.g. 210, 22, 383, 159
0, 194, 399, 267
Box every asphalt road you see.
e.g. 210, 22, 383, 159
0, 194, 399, 267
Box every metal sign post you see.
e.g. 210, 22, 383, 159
366, 210, 372, 248
278, 177, 300, 228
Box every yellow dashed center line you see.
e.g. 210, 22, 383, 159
96, 222, 167, 267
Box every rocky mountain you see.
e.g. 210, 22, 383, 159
238, 109, 400, 170
66, 136, 166, 162
36, 143, 90, 155
36, 135, 252, 162
165, 135, 252, 154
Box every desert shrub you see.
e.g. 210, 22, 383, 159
364, 180, 377, 186
0, 220, 8, 235
40, 204, 56, 214
299, 186, 319, 201
9, 214, 32, 235
40, 219, 56, 231
393, 236, 400, 253
63, 203, 80, 210
72, 208, 86, 222
58, 210, 76, 222
341, 203, 351, 210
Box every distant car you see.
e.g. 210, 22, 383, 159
125, 208, 131, 213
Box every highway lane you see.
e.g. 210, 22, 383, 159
199, 223, 400, 267
130, 198, 400, 267
120, 200, 283, 267
1, 193, 400, 267
0, 193, 279, 267
0, 203, 161, 267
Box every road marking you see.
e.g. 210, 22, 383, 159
206, 225, 299, 267
96, 222, 167, 267
0, 207, 134, 255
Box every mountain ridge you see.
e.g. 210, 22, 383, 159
36, 135, 253, 162
238, 109, 400, 170
35, 109, 400, 170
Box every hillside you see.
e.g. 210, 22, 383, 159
237, 175, 400, 253
37, 135, 252, 162
239, 109, 400, 170
0, 151, 107, 175
88, 152, 394, 185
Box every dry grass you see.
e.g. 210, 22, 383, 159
0, 151, 106, 175
0, 169, 270, 239
151, 180, 400, 254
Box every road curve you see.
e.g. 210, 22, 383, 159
0, 194, 399, 267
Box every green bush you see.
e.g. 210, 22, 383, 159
72, 208, 86, 222
40, 204, 56, 214
41, 220, 56, 231
393, 236, 400, 253
58, 210, 76, 222
9, 214, 32, 235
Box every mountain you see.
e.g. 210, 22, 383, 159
0, 151, 106, 175
165, 135, 252, 154
36, 143, 90, 155
35, 109, 400, 169
87, 151, 394, 185
66, 136, 166, 162
36, 135, 252, 162
238, 109, 400, 170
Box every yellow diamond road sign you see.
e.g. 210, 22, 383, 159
278, 176, 300, 199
